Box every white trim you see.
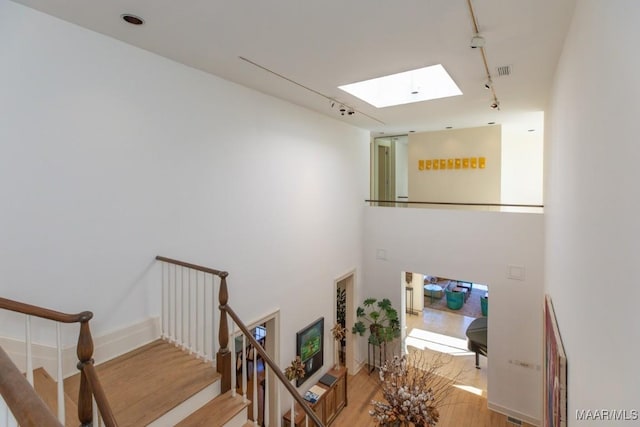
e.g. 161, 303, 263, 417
1, 317, 160, 379
146, 382, 221, 427
488, 401, 540, 426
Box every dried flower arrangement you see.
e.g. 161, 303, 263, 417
331, 323, 346, 341
370, 352, 459, 427
284, 356, 306, 381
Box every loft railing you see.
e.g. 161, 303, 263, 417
156, 256, 324, 427
366, 199, 544, 209
0, 297, 117, 427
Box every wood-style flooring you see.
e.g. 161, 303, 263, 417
332, 307, 534, 427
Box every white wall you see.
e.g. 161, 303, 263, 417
546, 1, 640, 425
0, 0, 370, 398
408, 126, 502, 203
501, 114, 544, 205
363, 207, 544, 424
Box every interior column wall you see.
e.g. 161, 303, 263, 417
546, 1, 640, 424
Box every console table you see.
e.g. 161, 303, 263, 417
282, 366, 347, 426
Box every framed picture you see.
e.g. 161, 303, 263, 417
455, 158, 461, 169
439, 159, 446, 169
479, 157, 486, 168
296, 317, 324, 386
433, 159, 439, 170
426, 159, 432, 170
463, 158, 469, 168
471, 157, 478, 168
419, 160, 425, 171
544, 295, 567, 427
447, 159, 454, 169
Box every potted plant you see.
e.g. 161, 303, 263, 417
352, 298, 400, 345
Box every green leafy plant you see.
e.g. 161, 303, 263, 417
352, 298, 400, 345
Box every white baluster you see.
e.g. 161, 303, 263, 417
188, 270, 193, 354
264, 364, 269, 427
202, 274, 209, 362
291, 399, 295, 427
242, 334, 247, 403
195, 272, 200, 358
277, 383, 282, 427
230, 329, 236, 397
56, 322, 65, 424
161, 262, 167, 339
253, 347, 258, 426
93, 396, 98, 427
25, 315, 33, 386
178, 266, 184, 348
173, 264, 178, 346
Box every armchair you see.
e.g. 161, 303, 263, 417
445, 289, 464, 310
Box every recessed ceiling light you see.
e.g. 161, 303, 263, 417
446, 126, 453, 129
122, 14, 144, 25
488, 122, 495, 125
409, 130, 415, 133
338, 64, 462, 108
528, 129, 535, 132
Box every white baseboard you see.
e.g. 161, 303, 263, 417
488, 401, 540, 426
1, 317, 160, 380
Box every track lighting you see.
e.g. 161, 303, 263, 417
470, 33, 485, 49
484, 79, 492, 90
490, 101, 500, 110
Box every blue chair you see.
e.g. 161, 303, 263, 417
481, 295, 488, 316
445, 289, 464, 310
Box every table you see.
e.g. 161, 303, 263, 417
465, 317, 487, 369
424, 284, 444, 304
405, 286, 417, 315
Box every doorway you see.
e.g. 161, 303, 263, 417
233, 312, 279, 427
335, 271, 355, 374
401, 272, 489, 393
372, 135, 409, 204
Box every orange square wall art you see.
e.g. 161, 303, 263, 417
463, 158, 469, 168
455, 158, 461, 169
479, 157, 486, 169
419, 160, 425, 171
440, 159, 446, 169
426, 160, 432, 170
471, 157, 478, 168
447, 159, 454, 169
433, 159, 439, 170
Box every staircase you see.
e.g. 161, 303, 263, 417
31, 339, 252, 426
0, 256, 324, 427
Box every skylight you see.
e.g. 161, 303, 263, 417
338, 64, 462, 108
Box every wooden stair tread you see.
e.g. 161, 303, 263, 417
32, 367, 78, 427
175, 390, 249, 427
64, 339, 220, 426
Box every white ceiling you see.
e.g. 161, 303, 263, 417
11, 0, 576, 135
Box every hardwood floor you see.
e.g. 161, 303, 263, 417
332, 307, 534, 427
332, 368, 534, 427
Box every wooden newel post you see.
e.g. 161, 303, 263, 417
216, 272, 231, 393
76, 312, 94, 427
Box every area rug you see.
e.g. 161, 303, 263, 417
423, 286, 485, 318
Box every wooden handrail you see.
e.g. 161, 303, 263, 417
0, 346, 63, 427
155, 255, 228, 277
81, 363, 118, 427
223, 305, 325, 427
0, 296, 92, 323
0, 297, 116, 426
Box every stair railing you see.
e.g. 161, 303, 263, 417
155, 256, 221, 362
0, 345, 62, 427
0, 297, 117, 427
156, 256, 324, 427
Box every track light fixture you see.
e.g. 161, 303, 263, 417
470, 33, 485, 49
484, 79, 492, 90
490, 100, 500, 110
